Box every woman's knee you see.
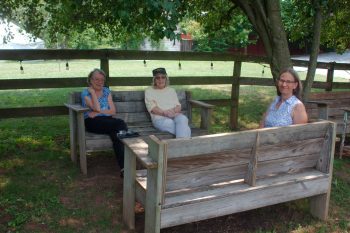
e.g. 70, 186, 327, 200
154, 118, 175, 133
175, 114, 189, 124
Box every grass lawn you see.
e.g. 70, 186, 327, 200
0, 60, 350, 232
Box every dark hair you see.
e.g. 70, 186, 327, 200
152, 67, 167, 76
87, 68, 106, 85
276, 67, 303, 99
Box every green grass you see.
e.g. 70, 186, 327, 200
1, 60, 350, 232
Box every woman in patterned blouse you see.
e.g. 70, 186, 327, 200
260, 68, 308, 128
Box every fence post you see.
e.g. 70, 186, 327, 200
100, 58, 110, 86
326, 62, 335, 91
230, 61, 241, 130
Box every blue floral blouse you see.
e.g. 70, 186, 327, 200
264, 95, 302, 127
81, 87, 111, 119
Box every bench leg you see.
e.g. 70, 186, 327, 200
77, 113, 87, 175
310, 192, 330, 220
123, 147, 136, 230
144, 168, 161, 233
339, 111, 349, 159
68, 109, 78, 163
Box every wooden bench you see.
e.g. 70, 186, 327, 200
306, 91, 350, 157
123, 121, 336, 233
306, 91, 350, 134
65, 90, 214, 175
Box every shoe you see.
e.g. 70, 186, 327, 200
120, 168, 124, 178
117, 130, 140, 139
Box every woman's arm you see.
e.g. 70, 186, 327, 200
85, 87, 101, 112
99, 93, 116, 115
293, 103, 308, 124
150, 106, 166, 116
259, 112, 267, 128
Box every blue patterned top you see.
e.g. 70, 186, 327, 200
81, 87, 111, 119
264, 95, 302, 127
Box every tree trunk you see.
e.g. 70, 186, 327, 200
302, 0, 323, 102
233, 0, 292, 81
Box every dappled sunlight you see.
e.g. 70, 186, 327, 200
59, 217, 85, 228
15, 136, 55, 151
0, 177, 10, 189
0, 158, 24, 170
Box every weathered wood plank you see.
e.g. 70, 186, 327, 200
165, 153, 320, 192
164, 169, 327, 207
123, 138, 157, 169
122, 146, 136, 229
165, 122, 329, 158
144, 136, 166, 233
244, 132, 259, 186
160, 175, 329, 228
166, 137, 324, 175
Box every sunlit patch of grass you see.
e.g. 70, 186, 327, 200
0, 158, 25, 170
0, 177, 10, 189
15, 136, 55, 151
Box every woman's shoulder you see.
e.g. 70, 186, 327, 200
145, 86, 155, 93
81, 88, 89, 96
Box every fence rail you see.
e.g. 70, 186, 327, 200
1, 49, 349, 129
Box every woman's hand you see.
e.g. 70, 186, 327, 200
88, 87, 96, 95
88, 111, 99, 118
163, 107, 179, 118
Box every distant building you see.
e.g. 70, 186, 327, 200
140, 33, 192, 51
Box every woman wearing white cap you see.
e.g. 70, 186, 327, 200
145, 68, 191, 138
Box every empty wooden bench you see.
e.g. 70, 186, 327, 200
306, 91, 350, 158
123, 121, 336, 233
306, 91, 350, 133
65, 90, 214, 175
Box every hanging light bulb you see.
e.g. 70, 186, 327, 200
262, 65, 265, 77
20, 61, 24, 74
178, 60, 182, 70
143, 60, 147, 67
66, 61, 69, 70
211, 61, 214, 70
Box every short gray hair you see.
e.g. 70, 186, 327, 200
87, 68, 106, 85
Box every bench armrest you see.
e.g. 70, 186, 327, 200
188, 100, 214, 131
64, 103, 89, 113
188, 99, 214, 109
123, 138, 158, 169
340, 107, 350, 113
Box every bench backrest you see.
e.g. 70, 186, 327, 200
69, 90, 191, 124
148, 121, 335, 196
306, 91, 350, 120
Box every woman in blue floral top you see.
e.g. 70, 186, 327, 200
260, 68, 308, 128
81, 68, 127, 177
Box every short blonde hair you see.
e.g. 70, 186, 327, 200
152, 74, 170, 87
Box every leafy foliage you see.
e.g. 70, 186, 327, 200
282, 0, 350, 53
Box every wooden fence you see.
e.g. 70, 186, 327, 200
1, 49, 350, 129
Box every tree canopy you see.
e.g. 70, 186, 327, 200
1, 0, 349, 98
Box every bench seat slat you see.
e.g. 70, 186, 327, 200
163, 169, 328, 208
160, 170, 329, 228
